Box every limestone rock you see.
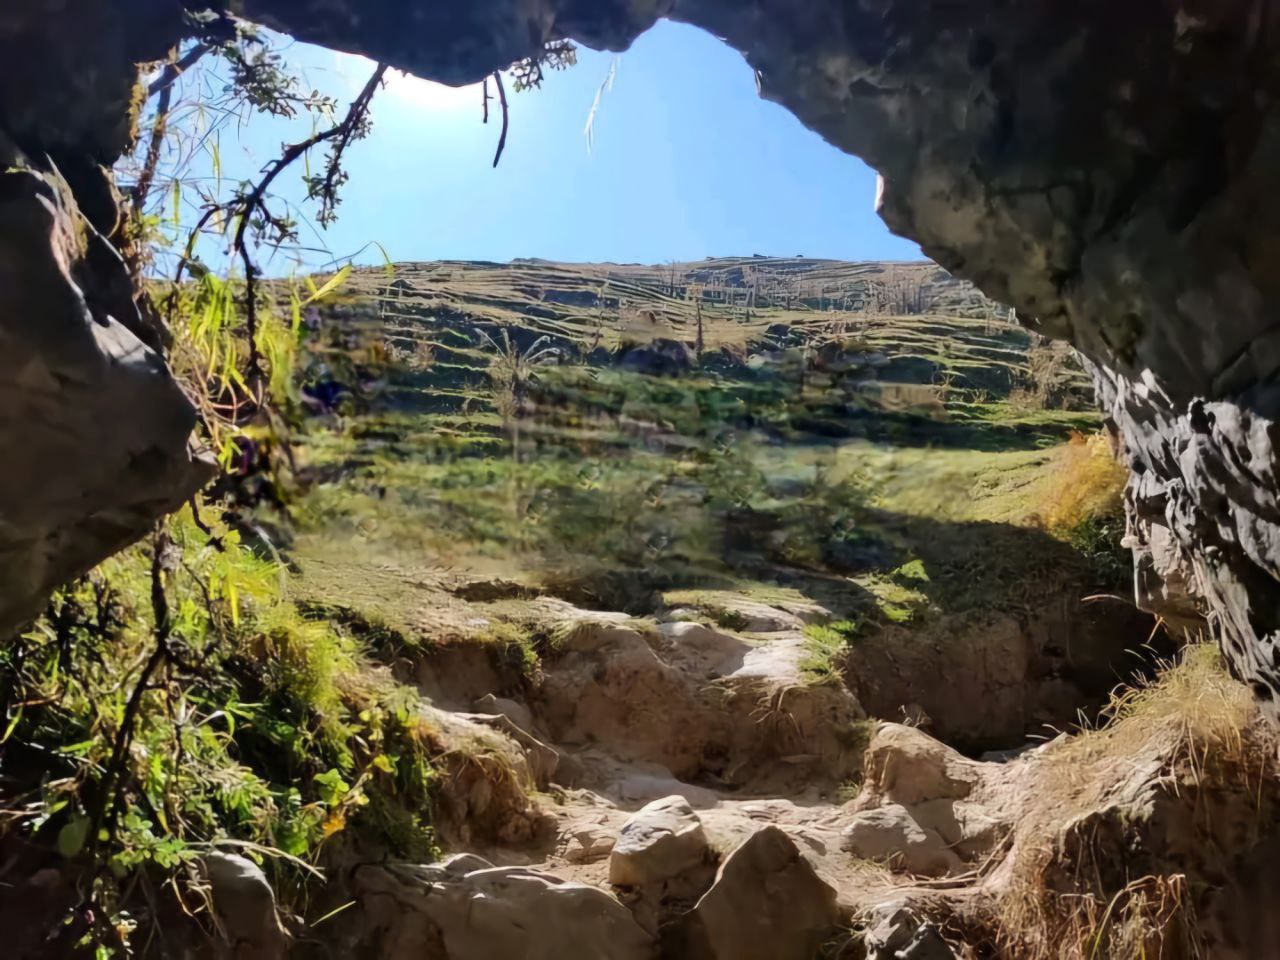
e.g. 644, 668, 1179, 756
351, 856, 652, 960
201, 852, 287, 960
655, 621, 749, 677
910, 798, 1007, 861
472, 694, 534, 733
559, 821, 617, 864
0, 131, 213, 637
840, 804, 963, 877
671, 825, 841, 960
865, 904, 956, 960
609, 794, 710, 886
858, 724, 980, 808
535, 622, 728, 779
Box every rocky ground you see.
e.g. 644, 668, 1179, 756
256, 580, 1275, 960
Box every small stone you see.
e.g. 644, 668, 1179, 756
866, 903, 956, 959
840, 804, 964, 876
201, 852, 287, 960
609, 795, 710, 886
562, 824, 617, 864
671, 826, 841, 960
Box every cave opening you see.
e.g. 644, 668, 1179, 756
1, 4, 1277, 958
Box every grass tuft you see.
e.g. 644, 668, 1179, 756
801, 619, 862, 684
990, 645, 1270, 960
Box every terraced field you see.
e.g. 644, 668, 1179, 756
327, 257, 1091, 417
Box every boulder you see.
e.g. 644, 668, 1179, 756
535, 622, 727, 779
858, 724, 979, 808
910, 798, 1007, 861
865, 903, 957, 960
839, 804, 963, 877
655, 621, 749, 677
670, 826, 841, 960
351, 856, 652, 960
201, 852, 287, 960
615, 338, 695, 376
472, 694, 534, 733
609, 794, 711, 887
0, 132, 214, 636
559, 821, 617, 864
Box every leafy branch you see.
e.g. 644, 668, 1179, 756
169, 63, 387, 391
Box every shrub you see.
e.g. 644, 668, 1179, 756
0, 512, 446, 952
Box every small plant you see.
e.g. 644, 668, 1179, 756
714, 607, 752, 632
801, 620, 862, 684
477, 620, 541, 676
480, 327, 559, 446
1036, 431, 1130, 585
0, 513, 453, 950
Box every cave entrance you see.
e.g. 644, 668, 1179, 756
120, 18, 1161, 756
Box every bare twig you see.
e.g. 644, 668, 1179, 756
167, 63, 386, 389
133, 84, 174, 217
232, 63, 387, 384
88, 528, 173, 854
492, 71, 509, 168
147, 42, 213, 99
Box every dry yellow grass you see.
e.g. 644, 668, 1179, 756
1037, 431, 1127, 533
991, 646, 1270, 960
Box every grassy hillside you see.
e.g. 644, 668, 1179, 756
289, 256, 1113, 628
311, 257, 1091, 420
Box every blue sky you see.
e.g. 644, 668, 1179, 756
164, 20, 921, 273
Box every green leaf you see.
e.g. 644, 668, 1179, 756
1, 707, 21, 743
57, 815, 90, 858
373, 241, 395, 280
314, 768, 350, 807
302, 265, 351, 306
226, 579, 240, 627
171, 178, 181, 227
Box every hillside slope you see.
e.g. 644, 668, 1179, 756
310, 257, 1089, 417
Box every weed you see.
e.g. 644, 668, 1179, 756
991, 646, 1268, 960
0, 513, 467, 945
801, 620, 862, 683
714, 608, 751, 631
476, 620, 541, 676
1038, 432, 1126, 533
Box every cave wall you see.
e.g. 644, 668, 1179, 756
3, 0, 1280, 704
0, 2, 214, 636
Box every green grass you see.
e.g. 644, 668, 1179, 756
801, 619, 864, 684
0, 514, 455, 903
